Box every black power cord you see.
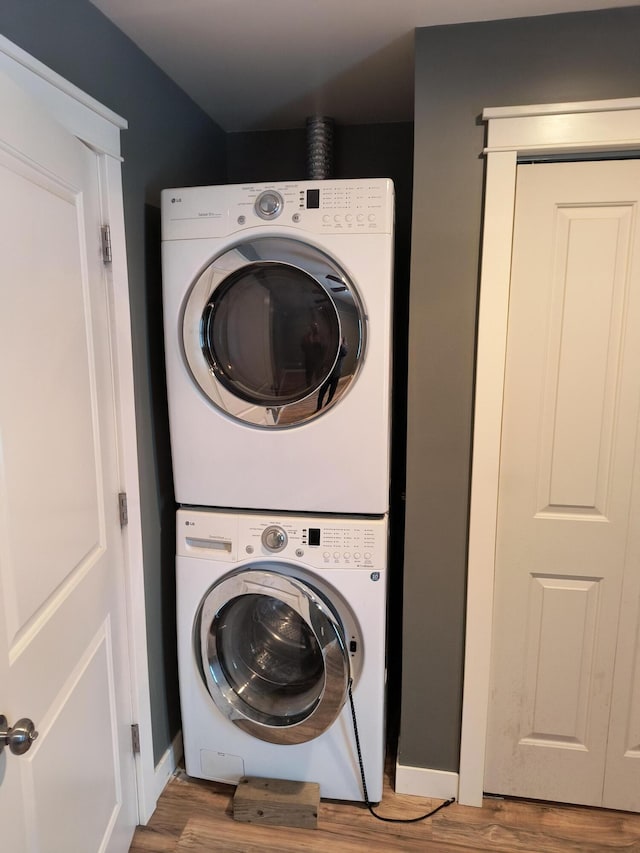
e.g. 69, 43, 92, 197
347, 680, 456, 823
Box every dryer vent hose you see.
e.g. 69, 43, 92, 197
306, 116, 334, 179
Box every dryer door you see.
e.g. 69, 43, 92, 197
182, 236, 365, 427
197, 567, 351, 744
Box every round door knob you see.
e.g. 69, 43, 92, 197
0, 714, 39, 756
261, 525, 288, 552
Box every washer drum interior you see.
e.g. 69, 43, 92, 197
196, 567, 360, 744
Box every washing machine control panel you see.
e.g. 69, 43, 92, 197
161, 178, 394, 240
178, 509, 388, 570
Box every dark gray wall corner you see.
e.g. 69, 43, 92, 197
401, 6, 640, 774
2, 0, 227, 764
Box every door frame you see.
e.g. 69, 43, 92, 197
0, 35, 156, 821
458, 95, 640, 807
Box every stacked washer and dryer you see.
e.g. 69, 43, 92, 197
161, 179, 394, 802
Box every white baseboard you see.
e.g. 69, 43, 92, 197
153, 730, 184, 804
395, 761, 459, 801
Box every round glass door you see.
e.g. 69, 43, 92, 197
197, 568, 352, 744
182, 237, 365, 427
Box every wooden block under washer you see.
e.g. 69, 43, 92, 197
233, 776, 320, 830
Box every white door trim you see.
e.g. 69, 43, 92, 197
0, 35, 156, 822
459, 95, 640, 807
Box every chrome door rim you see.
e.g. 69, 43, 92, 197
182, 236, 366, 428
197, 567, 352, 744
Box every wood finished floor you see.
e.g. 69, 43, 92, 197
129, 760, 640, 852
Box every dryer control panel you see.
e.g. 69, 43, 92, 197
177, 508, 388, 571
161, 178, 394, 241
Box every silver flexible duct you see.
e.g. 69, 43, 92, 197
306, 116, 334, 179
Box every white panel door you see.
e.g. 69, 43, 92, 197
0, 72, 137, 850
485, 159, 640, 809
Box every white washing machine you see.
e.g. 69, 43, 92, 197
162, 179, 394, 515
176, 507, 388, 802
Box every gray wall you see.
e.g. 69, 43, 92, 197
401, 6, 640, 773
2, 0, 227, 763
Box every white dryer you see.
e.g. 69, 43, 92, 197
162, 179, 394, 514
176, 507, 388, 802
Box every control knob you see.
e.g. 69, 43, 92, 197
262, 525, 288, 552
255, 190, 283, 220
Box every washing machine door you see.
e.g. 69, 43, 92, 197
197, 566, 351, 744
182, 236, 365, 427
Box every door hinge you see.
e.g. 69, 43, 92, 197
118, 492, 128, 527
101, 224, 112, 263
131, 723, 140, 755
